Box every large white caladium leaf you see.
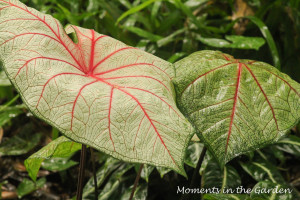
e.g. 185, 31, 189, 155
173, 50, 300, 167
0, 0, 193, 175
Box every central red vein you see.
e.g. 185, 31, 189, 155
225, 63, 242, 154
89, 30, 95, 73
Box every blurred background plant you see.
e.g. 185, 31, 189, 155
0, 0, 299, 199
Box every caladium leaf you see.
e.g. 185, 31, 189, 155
0, 0, 193, 175
173, 50, 300, 167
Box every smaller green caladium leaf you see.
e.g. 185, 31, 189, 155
25, 136, 81, 181
0, 0, 193, 175
173, 50, 300, 167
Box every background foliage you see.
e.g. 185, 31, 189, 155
0, 0, 299, 199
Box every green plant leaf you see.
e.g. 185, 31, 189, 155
173, 50, 300, 167
83, 157, 121, 199
250, 181, 293, 200
17, 177, 46, 198
185, 142, 204, 168
0, 123, 41, 156
0, 0, 193, 176
116, 0, 160, 24
156, 166, 171, 178
123, 26, 162, 42
240, 158, 285, 183
114, 182, 148, 200
203, 193, 251, 200
196, 35, 265, 50
25, 136, 81, 181
276, 135, 300, 156
0, 105, 24, 127
135, 164, 154, 182
97, 163, 134, 200
245, 16, 281, 70
241, 157, 300, 199
202, 161, 241, 193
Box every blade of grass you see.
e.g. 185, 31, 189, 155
123, 26, 162, 42
245, 16, 281, 70
0, 94, 19, 112
116, 0, 162, 24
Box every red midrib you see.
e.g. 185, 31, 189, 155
89, 30, 95, 73
225, 63, 242, 153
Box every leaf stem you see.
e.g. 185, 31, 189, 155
181, 146, 207, 200
76, 144, 87, 200
129, 164, 144, 200
90, 148, 98, 200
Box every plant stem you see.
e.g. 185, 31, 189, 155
76, 144, 87, 200
129, 164, 144, 200
181, 146, 207, 200
90, 148, 98, 200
